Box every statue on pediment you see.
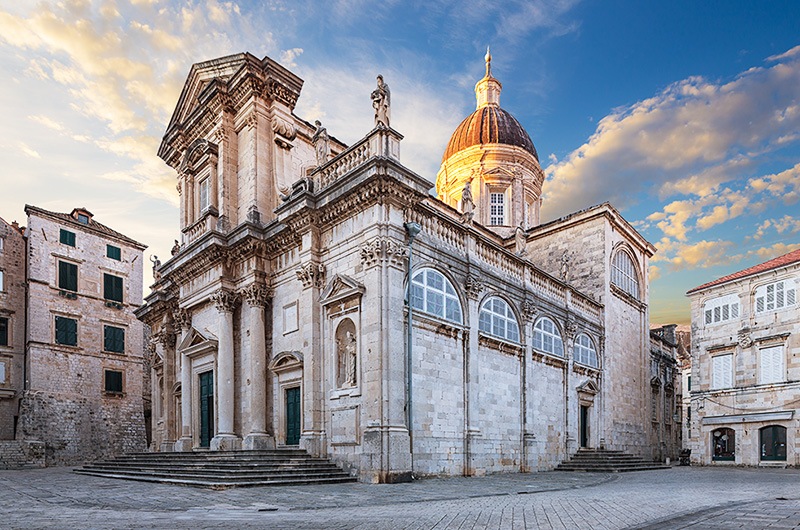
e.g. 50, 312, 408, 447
371, 75, 391, 127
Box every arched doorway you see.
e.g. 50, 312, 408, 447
760, 425, 787, 461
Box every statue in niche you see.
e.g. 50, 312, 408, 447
336, 319, 358, 388
460, 180, 474, 225
515, 224, 527, 256
371, 75, 391, 127
312, 120, 330, 166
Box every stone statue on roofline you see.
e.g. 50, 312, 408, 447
312, 120, 330, 166
371, 74, 391, 127
460, 179, 475, 225
515, 224, 527, 256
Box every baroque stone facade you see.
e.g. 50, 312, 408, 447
687, 248, 800, 466
648, 325, 682, 462
14, 206, 147, 466
137, 52, 657, 482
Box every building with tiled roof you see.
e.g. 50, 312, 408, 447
686, 247, 800, 466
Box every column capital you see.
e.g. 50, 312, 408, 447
241, 283, 272, 307
211, 288, 238, 313
172, 307, 191, 332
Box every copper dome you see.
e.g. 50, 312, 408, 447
442, 105, 538, 163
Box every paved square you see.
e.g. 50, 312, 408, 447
1, 467, 799, 529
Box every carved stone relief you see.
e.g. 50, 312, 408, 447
464, 273, 485, 300
210, 288, 238, 313
295, 261, 326, 289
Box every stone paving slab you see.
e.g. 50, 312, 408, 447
1, 466, 799, 529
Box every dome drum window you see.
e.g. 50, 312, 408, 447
410, 268, 463, 324
479, 297, 520, 343
533, 317, 564, 357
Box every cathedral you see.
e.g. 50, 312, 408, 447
138, 51, 656, 482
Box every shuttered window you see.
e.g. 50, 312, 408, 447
711, 354, 733, 389
104, 326, 125, 353
59, 229, 75, 246
755, 280, 797, 314
0, 317, 8, 346
104, 370, 123, 393
103, 274, 123, 303
759, 346, 784, 385
703, 294, 739, 326
106, 244, 121, 260
58, 261, 78, 292
55, 316, 78, 346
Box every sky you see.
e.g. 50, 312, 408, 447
0, 0, 798, 325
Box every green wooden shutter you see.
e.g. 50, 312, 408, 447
0, 317, 8, 346
104, 326, 125, 353
56, 317, 77, 346
106, 245, 121, 260
60, 229, 75, 246
105, 370, 123, 393
59, 261, 78, 292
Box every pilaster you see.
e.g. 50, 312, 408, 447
210, 288, 241, 451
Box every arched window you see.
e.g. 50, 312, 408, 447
760, 425, 787, 461
533, 317, 564, 357
479, 296, 520, 343
574, 333, 598, 367
712, 428, 735, 461
410, 268, 463, 324
611, 249, 640, 299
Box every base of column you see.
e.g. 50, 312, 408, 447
174, 437, 193, 452
299, 430, 327, 457
243, 433, 275, 450
360, 425, 412, 483
159, 441, 175, 453
210, 434, 242, 451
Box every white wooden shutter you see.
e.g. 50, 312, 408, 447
760, 346, 783, 384
712, 355, 732, 389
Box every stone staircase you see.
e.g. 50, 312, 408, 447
556, 449, 672, 473
74, 448, 357, 489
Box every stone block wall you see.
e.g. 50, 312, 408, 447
0, 440, 45, 469
0, 218, 26, 440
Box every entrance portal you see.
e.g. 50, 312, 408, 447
199, 371, 214, 448
285, 386, 301, 445
580, 405, 589, 448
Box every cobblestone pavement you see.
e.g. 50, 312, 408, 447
0, 466, 798, 529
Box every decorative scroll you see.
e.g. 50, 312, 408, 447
296, 262, 326, 289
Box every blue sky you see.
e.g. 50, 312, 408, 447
1, 0, 799, 324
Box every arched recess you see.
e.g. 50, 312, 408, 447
532, 316, 564, 357
409, 266, 464, 324
760, 425, 787, 461
610, 244, 641, 300
478, 295, 521, 343
712, 427, 735, 461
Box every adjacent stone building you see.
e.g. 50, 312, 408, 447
15, 206, 147, 466
648, 325, 682, 462
687, 248, 800, 466
137, 51, 658, 482
0, 217, 26, 439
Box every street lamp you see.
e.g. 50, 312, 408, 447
404, 222, 422, 436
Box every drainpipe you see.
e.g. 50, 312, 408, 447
404, 222, 422, 455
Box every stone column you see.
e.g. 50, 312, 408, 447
210, 289, 241, 451
242, 283, 275, 449
564, 317, 579, 456
173, 308, 193, 452
157, 330, 176, 452
464, 270, 485, 476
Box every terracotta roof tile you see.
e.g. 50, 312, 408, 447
687, 247, 800, 294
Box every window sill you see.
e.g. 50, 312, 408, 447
531, 349, 567, 367
478, 333, 523, 356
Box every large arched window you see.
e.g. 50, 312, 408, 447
533, 317, 564, 357
410, 268, 463, 324
611, 249, 640, 299
712, 428, 735, 461
479, 296, 520, 343
760, 425, 787, 461
574, 333, 598, 367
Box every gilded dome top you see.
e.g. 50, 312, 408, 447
442, 105, 538, 162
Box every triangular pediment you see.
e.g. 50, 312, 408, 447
319, 274, 365, 307
178, 327, 218, 353
577, 379, 599, 395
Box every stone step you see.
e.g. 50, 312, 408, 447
556, 450, 671, 473
74, 448, 357, 488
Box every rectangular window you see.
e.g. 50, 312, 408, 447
60, 229, 76, 247
712, 354, 733, 390
58, 261, 78, 292
0, 237, 4, 253
0, 360, 6, 384
103, 274, 123, 303
756, 280, 796, 313
687, 375, 691, 391
103, 325, 125, 353
104, 369, 123, 394
0, 270, 3, 291
55, 316, 78, 346
759, 346, 784, 385
199, 178, 210, 212
106, 244, 121, 260
0, 317, 8, 346
489, 192, 505, 225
